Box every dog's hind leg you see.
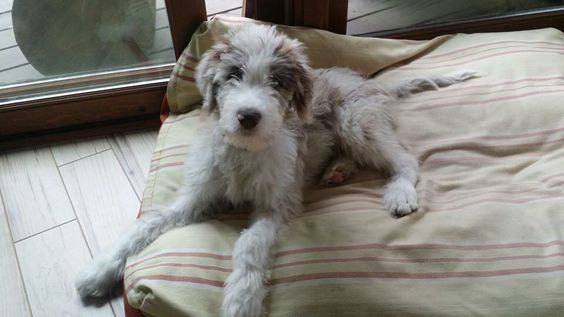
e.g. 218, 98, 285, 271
337, 95, 419, 217
359, 130, 419, 218
376, 132, 419, 218
320, 157, 357, 187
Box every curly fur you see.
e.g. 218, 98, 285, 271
75, 24, 475, 317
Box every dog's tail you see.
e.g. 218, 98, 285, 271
388, 71, 478, 98
75, 208, 186, 299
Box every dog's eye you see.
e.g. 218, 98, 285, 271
270, 76, 284, 88
228, 67, 243, 81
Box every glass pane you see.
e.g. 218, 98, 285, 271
205, 0, 242, 18
0, 0, 175, 104
347, 0, 564, 36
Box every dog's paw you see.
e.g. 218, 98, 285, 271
75, 256, 122, 299
320, 159, 357, 187
383, 181, 418, 218
223, 269, 266, 317
75, 268, 113, 299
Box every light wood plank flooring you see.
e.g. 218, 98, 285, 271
0, 128, 158, 317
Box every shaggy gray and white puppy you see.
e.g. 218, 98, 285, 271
76, 24, 474, 317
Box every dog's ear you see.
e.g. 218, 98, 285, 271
288, 41, 313, 123
195, 40, 229, 114
293, 62, 313, 122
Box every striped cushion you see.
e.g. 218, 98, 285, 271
125, 16, 564, 317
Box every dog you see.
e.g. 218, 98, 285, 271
76, 24, 475, 317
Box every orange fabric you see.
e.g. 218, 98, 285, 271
124, 284, 144, 317
124, 95, 169, 316
160, 95, 170, 123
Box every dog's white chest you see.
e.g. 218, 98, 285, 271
217, 137, 299, 208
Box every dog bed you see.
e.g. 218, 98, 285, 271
124, 16, 564, 316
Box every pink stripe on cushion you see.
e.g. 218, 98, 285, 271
542, 171, 564, 183
273, 252, 564, 269
401, 81, 564, 104
400, 49, 564, 70
151, 152, 186, 161
275, 240, 564, 256
149, 162, 184, 172
423, 40, 564, 60
126, 264, 564, 291
172, 72, 195, 82
127, 251, 232, 271
416, 45, 564, 65
124, 262, 231, 281
127, 275, 223, 292
408, 124, 564, 148
152, 145, 188, 154
180, 51, 200, 64
124, 253, 564, 280
180, 63, 195, 71
126, 241, 564, 269
400, 89, 564, 112
270, 264, 564, 284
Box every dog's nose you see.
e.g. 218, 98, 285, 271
237, 109, 262, 130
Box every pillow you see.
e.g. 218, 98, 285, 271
126, 16, 564, 317
165, 16, 451, 114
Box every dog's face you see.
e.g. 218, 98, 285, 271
196, 24, 313, 151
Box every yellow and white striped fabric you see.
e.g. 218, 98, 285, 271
125, 16, 564, 316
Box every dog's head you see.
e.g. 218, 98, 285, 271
195, 24, 313, 151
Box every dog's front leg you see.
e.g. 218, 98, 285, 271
222, 191, 302, 317
76, 145, 221, 299
223, 215, 283, 317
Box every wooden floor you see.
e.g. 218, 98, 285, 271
0, 129, 159, 317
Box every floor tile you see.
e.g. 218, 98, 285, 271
0, 147, 75, 241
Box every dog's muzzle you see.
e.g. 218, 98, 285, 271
237, 108, 262, 130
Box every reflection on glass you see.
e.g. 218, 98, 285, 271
0, 0, 175, 103
347, 0, 564, 35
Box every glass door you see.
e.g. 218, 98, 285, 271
0, 0, 176, 104
0, 0, 244, 149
